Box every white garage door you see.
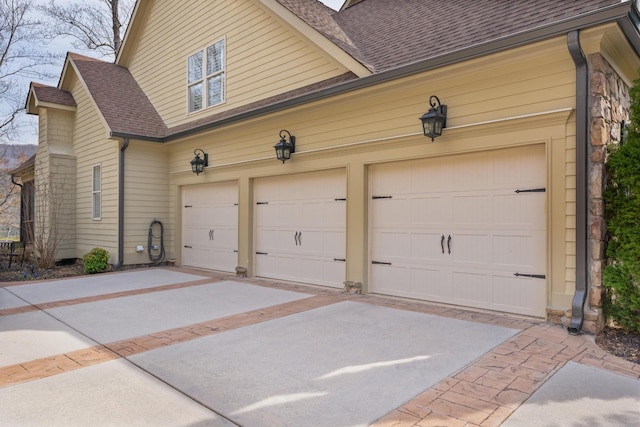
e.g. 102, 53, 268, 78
182, 181, 238, 272
370, 145, 546, 317
254, 169, 346, 287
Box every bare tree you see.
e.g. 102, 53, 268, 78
40, 0, 135, 58
0, 0, 57, 144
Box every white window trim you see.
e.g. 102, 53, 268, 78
186, 37, 226, 114
92, 164, 101, 221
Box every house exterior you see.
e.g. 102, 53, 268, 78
19, 0, 640, 333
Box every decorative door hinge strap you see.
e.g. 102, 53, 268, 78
184, 205, 193, 208
256, 251, 268, 255
256, 202, 269, 205
372, 195, 392, 200
334, 198, 346, 201
515, 188, 546, 193
372, 260, 392, 265
184, 245, 192, 248
514, 273, 546, 279
333, 258, 346, 262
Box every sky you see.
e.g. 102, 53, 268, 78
10, 0, 346, 145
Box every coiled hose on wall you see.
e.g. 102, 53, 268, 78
148, 219, 166, 264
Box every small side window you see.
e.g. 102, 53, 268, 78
92, 164, 101, 220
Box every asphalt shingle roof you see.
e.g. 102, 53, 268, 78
30, 83, 76, 108
331, 0, 625, 72
68, 53, 167, 138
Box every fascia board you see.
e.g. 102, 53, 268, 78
257, 0, 371, 77
116, 0, 150, 66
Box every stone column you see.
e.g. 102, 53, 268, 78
585, 54, 630, 333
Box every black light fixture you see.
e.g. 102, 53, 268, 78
419, 95, 447, 141
274, 130, 296, 163
190, 148, 208, 175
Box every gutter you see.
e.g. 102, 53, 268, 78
110, 3, 635, 143
567, 31, 588, 335
112, 137, 129, 269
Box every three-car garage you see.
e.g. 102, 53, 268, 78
181, 145, 547, 317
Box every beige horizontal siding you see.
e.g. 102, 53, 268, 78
70, 76, 120, 260
121, 141, 170, 265
127, 0, 346, 128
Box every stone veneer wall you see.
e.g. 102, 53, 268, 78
584, 54, 630, 333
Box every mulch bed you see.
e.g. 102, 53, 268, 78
0, 261, 86, 282
596, 327, 640, 365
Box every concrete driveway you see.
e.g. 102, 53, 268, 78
1, 268, 639, 426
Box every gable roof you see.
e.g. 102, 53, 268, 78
31, 0, 640, 142
26, 82, 76, 114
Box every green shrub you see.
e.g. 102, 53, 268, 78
82, 247, 110, 274
603, 79, 640, 333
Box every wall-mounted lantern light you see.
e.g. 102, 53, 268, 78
190, 148, 208, 175
274, 130, 296, 163
419, 95, 447, 141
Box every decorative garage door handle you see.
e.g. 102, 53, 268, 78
447, 235, 451, 254
209, 229, 214, 240
294, 231, 300, 246
441, 235, 445, 254
514, 272, 546, 279
515, 188, 546, 193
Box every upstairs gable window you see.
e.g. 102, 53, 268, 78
187, 39, 225, 113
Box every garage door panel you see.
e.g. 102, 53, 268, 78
492, 275, 546, 317
411, 160, 453, 193
411, 197, 452, 226
450, 233, 490, 265
410, 232, 446, 262
322, 202, 346, 228
411, 268, 452, 300
323, 231, 346, 255
372, 199, 409, 227
453, 153, 490, 188
494, 193, 545, 226
211, 228, 238, 250
372, 163, 411, 195
300, 202, 325, 226
298, 230, 322, 254
370, 265, 410, 295
299, 257, 345, 286
492, 233, 540, 269
493, 147, 546, 186
210, 206, 238, 226
372, 231, 410, 259
452, 271, 492, 305
453, 195, 491, 225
